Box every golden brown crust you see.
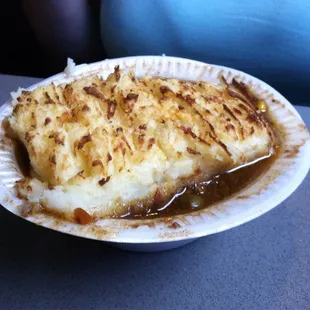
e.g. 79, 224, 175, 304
9, 67, 276, 201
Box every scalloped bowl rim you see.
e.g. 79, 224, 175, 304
0, 56, 309, 244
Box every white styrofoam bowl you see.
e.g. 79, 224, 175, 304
0, 56, 309, 252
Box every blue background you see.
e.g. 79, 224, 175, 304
101, 0, 310, 104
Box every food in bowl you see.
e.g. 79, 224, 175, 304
5, 66, 280, 224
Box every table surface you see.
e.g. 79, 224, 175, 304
0, 74, 309, 310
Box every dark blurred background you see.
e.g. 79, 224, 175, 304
1, 1, 51, 77
0, 0, 105, 78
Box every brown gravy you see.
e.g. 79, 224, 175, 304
13, 137, 279, 222
121, 152, 278, 219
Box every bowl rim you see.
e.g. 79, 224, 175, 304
1, 55, 309, 244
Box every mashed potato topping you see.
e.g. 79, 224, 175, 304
8, 67, 276, 220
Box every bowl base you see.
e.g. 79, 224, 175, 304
110, 238, 199, 252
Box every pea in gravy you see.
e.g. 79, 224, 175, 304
14, 138, 279, 222
121, 152, 278, 219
